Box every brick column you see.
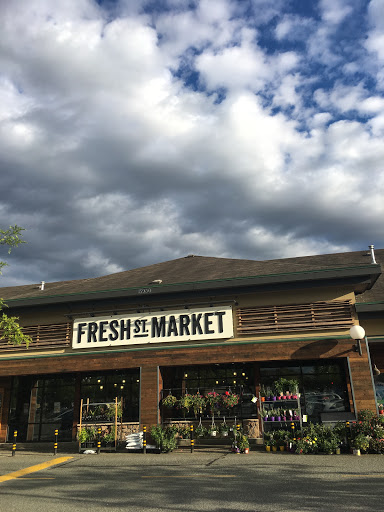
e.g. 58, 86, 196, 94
140, 366, 160, 428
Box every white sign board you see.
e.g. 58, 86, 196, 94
72, 306, 233, 350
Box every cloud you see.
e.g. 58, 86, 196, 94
0, 0, 383, 287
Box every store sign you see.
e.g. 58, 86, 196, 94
72, 306, 233, 350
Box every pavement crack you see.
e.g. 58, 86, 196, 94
205, 452, 230, 466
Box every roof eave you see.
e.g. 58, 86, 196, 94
5, 264, 381, 309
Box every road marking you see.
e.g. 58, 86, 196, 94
0, 456, 73, 483
142, 475, 236, 478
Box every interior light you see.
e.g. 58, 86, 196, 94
136, 379, 140, 383
122, 380, 126, 383
97, 379, 101, 383
216, 381, 219, 385
233, 380, 236, 384
233, 372, 237, 376
100, 385, 103, 390
121, 385, 124, 389
184, 374, 188, 378
242, 373, 246, 377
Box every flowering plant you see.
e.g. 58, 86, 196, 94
205, 391, 221, 415
177, 393, 193, 413
221, 392, 240, 408
190, 393, 206, 416
161, 394, 178, 409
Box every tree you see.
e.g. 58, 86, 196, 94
0, 225, 31, 346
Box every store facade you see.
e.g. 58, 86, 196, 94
0, 248, 383, 442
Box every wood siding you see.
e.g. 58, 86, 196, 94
237, 300, 354, 335
0, 323, 71, 352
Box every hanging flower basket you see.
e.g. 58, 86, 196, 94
177, 393, 193, 413
190, 393, 206, 416
205, 391, 221, 416
161, 394, 178, 409
221, 392, 240, 409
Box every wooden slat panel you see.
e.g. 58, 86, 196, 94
237, 300, 353, 335
0, 323, 71, 352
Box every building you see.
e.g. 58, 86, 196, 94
0, 247, 383, 443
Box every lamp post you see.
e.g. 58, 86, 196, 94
349, 325, 365, 356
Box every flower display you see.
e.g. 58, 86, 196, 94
221, 392, 240, 408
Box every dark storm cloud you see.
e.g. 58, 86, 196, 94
0, 0, 383, 287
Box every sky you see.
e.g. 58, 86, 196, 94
1, 0, 384, 287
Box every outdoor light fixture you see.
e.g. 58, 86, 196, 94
349, 325, 365, 357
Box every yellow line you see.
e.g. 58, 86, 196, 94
0, 457, 73, 483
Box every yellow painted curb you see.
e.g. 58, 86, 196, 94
0, 456, 73, 483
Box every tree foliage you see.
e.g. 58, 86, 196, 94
0, 225, 31, 346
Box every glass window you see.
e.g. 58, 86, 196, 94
80, 369, 140, 422
260, 359, 350, 423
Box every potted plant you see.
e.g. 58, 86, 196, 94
103, 426, 116, 446
260, 385, 267, 402
205, 391, 221, 416
221, 391, 239, 409
150, 425, 177, 453
352, 434, 369, 455
161, 393, 178, 409
208, 421, 218, 437
78, 427, 96, 447
289, 379, 300, 399
219, 422, 230, 437
78, 428, 88, 445
195, 424, 207, 438
177, 393, 193, 414
190, 393, 206, 417
238, 434, 250, 454
274, 378, 288, 399
261, 408, 269, 421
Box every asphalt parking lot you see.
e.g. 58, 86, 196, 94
1, 448, 383, 512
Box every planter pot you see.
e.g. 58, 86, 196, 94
273, 396, 277, 401
271, 417, 275, 421
244, 448, 249, 454
379, 410, 384, 415
353, 449, 361, 456
222, 431, 229, 437
282, 395, 287, 400
264, 416, 269, 421
336, 448, 341, 455
279, 446, 284, 451
272, 446, 277, 452
210, 431, 217, 437
261, 397, 265, 402
265, 445, 271, 452
277, 416, 281, 422
282, 416, 286, 421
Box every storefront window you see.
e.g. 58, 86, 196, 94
80, 369, 140, 422
161, 362, 256, 419
8, 374, 76, 442
260, 360, 350, 423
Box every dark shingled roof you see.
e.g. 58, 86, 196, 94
0, 248, 383, 304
